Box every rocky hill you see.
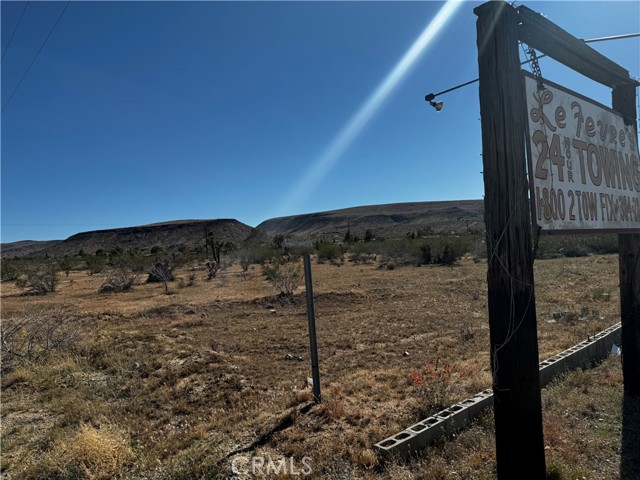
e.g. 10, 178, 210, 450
257, 200, 484, 241
1, 219, 253, 258
0, 240, 62, 259
2, 200, 485, 258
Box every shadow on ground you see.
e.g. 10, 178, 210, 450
621, 393, 640, 480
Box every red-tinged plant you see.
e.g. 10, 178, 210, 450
408, 357, 465, 416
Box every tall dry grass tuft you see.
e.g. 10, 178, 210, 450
25, 423, 134, 480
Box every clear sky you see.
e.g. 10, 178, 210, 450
1, 1, 638, 243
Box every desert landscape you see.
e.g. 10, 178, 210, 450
0, 220, 629, 479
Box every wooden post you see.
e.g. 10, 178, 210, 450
475, 2, 546, 478
612, 85, 640, 396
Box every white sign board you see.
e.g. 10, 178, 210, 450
524, 72, 640, 233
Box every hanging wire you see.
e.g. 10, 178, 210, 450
1, 1, 30, 61
2, 1, 70, 113
424, 32, 640, 104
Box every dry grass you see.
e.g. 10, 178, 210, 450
0, 254, 627, 478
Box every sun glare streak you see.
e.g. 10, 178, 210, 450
273, 0, 463, 218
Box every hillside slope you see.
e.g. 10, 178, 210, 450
257, 200, 484, 240
43, 219, 253, 256
0, 240, 62, 258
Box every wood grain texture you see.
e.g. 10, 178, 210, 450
517, 5, 638, 89
613, 84, 640, 396
475, 2, 546, 478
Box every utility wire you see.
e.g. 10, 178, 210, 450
1, 1, 29, 61
2, 1, 70, 114
425, 33, 640, 102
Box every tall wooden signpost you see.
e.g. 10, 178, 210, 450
474, 1, 639, 478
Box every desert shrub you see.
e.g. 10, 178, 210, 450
417, 242, 432, 265
1, 259, 21, 282
58, 256, 73, 277
262, 256, 304, 298
349, 250, 376, 264
272, 234, 285, 250
85, 255, 107, 274
470, 237, 487, 262
536, 234, 618, 259
15, 263, 59, 295
178, 273, 197, 289
147, 260, 175, 283
408, 357, 465, 417
124, 252, 151, 273
378, 238, 416, 267
205, 260, 221, 280
98, 267, 139, 293
563, 245, 589, 258
239, 253, 251, 272
315, 240, 342, 262
434, 243, 457, 265
0, 306, 85, 373
147, 260, 175, 294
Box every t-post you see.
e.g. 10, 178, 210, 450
303, 253, 321, 403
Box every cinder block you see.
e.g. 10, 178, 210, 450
448, 403, 470, 433
375, 323, 622, 460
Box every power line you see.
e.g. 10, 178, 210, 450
1, 1, 29, 61
425, 33, 640, 103
2, 1, 70, 114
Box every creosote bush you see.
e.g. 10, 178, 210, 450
98, 267, 139, 293
1, 259, 21, 282
15, 263, 59, 295
315, 240, 342, 263
262, 256, 304, 299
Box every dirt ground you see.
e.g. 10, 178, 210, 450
0, 254, 627, 479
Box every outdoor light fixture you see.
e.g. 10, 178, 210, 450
424, 93, 444, 112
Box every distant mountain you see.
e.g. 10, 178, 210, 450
2, 201, 485, 259
257, 200, 484, 241
0, 240, 62, 258
1, 219, 253, 258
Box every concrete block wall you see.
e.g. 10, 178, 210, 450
375, 323, 621, 459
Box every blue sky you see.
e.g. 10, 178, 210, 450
1, 1, 638, 243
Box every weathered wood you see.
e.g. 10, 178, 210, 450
475, 2, 546, 478
517, 6, 639, 89
613, 84, 640, 396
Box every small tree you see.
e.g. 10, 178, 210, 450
203, 232, 234, 280
147, 260, 175, 294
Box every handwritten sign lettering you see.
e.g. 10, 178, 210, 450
524, 72, 640, 233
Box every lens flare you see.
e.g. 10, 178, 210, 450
273, 0, 463, 217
